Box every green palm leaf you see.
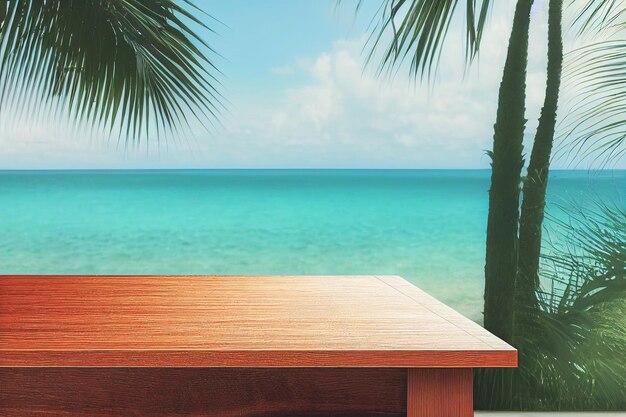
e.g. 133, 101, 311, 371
0, 0, 223, 144
559, 40, 626, 165
570, 0, 626, 35
476, 201, 626, 410
356, 0, 493, 79
557, 1, 626, 165
537, 201, 626, 409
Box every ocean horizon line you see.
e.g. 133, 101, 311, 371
2, 168, 625, 172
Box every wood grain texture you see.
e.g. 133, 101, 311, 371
0, 367, 406, 417
0, 275, 517, 367
407, 369, 473, 417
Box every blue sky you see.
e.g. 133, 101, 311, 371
0, 0, 624, 169
206, 1, 375, 94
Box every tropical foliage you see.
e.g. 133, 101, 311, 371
355, 0, 492, 79
358, 0, 626, 409
0, 0, 222, 144
560, 41, 626, 164
528, 201, 625, 409
477, 200, 626, 409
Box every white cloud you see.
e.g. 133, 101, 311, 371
219, 3, 543, 168
1, 0, 623, 169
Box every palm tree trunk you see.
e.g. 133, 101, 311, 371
515, 0, 563, 345
484, 0, 534, 343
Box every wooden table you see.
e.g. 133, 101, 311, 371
0, 275, 516, 417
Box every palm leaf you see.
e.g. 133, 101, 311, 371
570, 0, 626, 35
558, 40, 626, 165
0, 0, 223, 144
476, 200, 626, 410
537, 200, 626, 409
355, 0, 493, 80
556, 1, 626, 165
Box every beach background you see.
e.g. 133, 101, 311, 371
2, 169, 623, 321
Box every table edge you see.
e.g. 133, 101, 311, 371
0, 275, 518, 368
0, 349, 517, 368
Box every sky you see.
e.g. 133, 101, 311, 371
0, 0, 624, 169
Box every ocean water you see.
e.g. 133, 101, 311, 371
1, 169, 623, 320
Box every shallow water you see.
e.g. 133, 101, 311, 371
1, 169, 623, 320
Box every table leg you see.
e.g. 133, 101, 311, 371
407, 368, 473, 417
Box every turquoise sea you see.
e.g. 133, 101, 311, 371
1, 169, 623, 320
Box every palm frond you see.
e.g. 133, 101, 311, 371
536, 200, 626, 409
0, 0, 223, 145
558, 40, 626, 166
477, 200, 626, 410
570, 0, 626, 35
556, 1, 626, 166
356, 0, 493, 80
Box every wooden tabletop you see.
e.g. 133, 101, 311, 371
0, 275, 516, 368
